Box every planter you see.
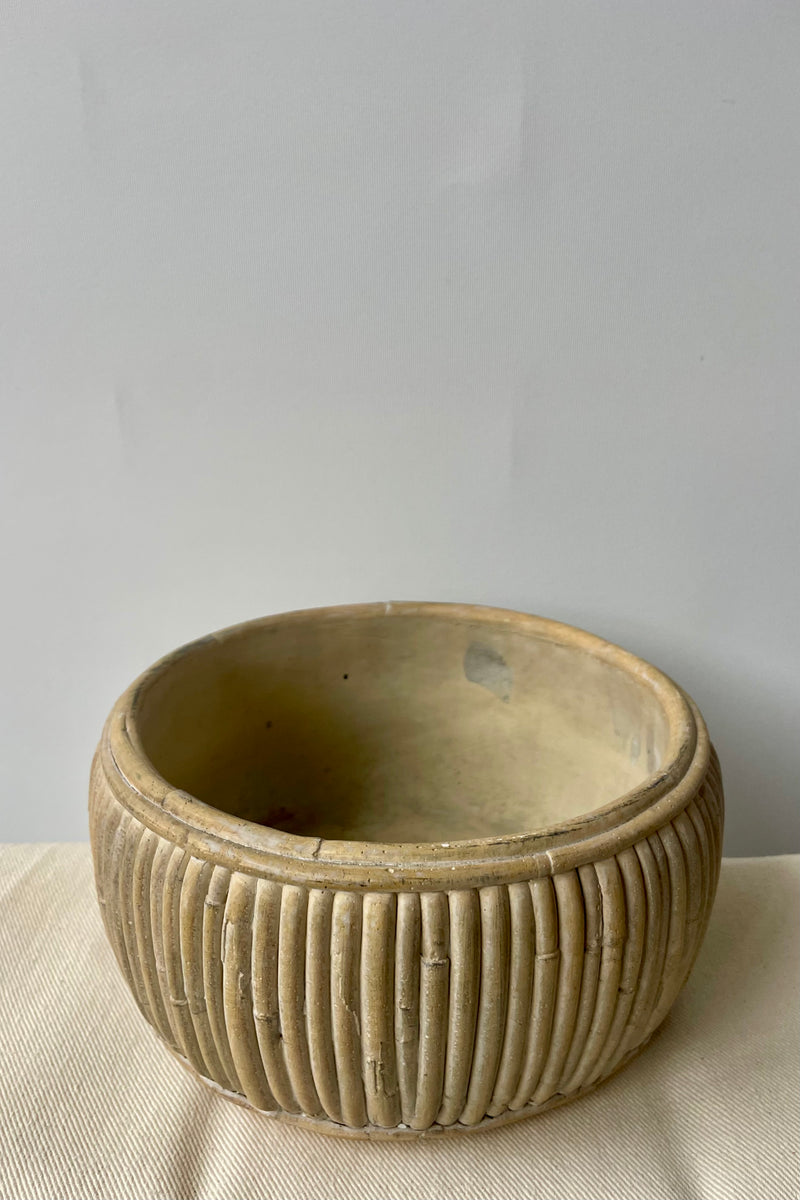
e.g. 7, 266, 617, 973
89, 602, 723, 1137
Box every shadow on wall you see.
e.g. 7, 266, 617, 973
571, 620, 798, 858
689, 659, 799, 858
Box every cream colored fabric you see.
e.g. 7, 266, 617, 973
0, 846, 797, 1200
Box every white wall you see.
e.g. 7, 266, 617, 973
2, 0, 798, 854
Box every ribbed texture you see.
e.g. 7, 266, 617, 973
88, 750, 725, 1134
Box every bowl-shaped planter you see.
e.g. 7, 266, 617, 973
89, 603, 723, 1137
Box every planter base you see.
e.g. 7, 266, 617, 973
168, 1033, 656, 1139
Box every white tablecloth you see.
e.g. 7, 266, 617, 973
1, 845, 797, 1200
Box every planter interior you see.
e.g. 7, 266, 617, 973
136, 609, 673, 844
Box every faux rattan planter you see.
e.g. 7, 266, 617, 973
89, 602, 723, 1137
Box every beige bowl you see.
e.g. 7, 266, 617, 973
89, 602, 723, 1137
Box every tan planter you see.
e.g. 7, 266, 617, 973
89, 602, 723, 1137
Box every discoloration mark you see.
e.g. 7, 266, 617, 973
337, 977, 361, 1035
367, 1043, 399, 1098
646, 724, 657, 773
464, 642, 513, 703
253, 1010, 281, 1032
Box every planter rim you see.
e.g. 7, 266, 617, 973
100, 601, 708, 889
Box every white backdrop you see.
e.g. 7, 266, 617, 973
2, 1, 798, 853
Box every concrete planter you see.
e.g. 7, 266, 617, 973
90, 602, 723, 1137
